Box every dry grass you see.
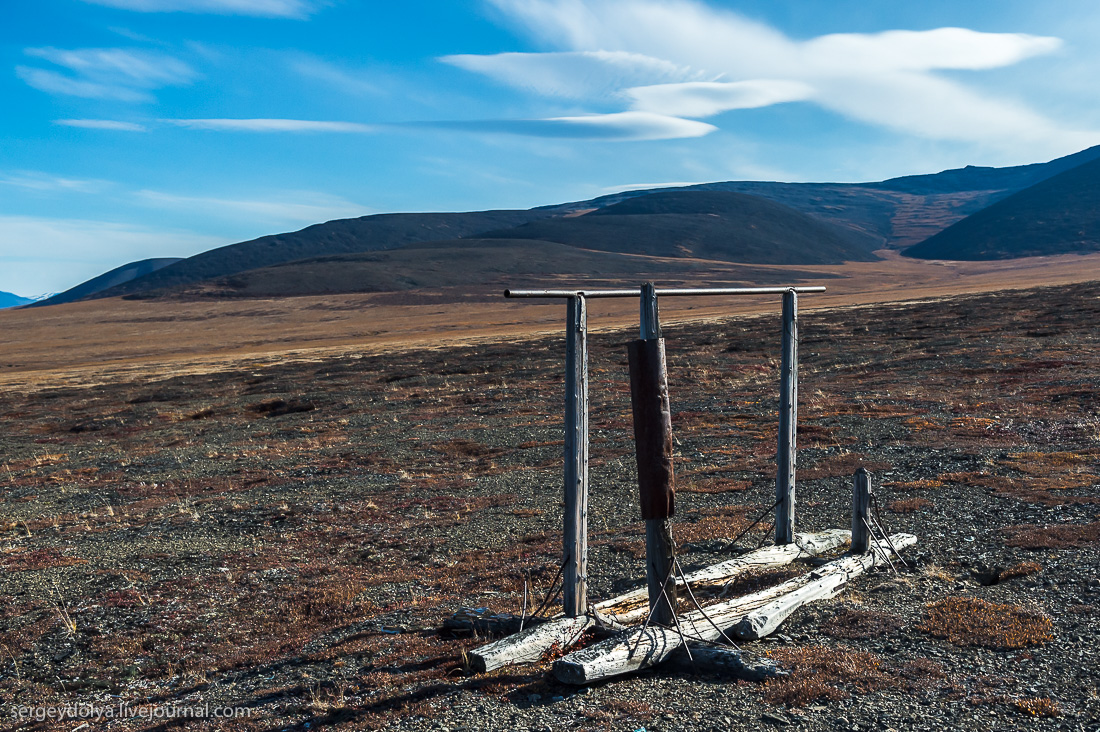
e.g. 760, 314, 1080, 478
1002, 522, 1100, 549
917, 597, 1053, 649
1013, 697, 1062, 717
887, 497, 932, 513
883, 478, 943, 491
997, 561, 1042, 582
761, 644, 946, 707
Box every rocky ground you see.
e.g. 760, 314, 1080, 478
1, 280, 1098, 731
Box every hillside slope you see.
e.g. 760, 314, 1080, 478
904, 156, 1100, 260
176, 238, 838, 299
481, 191, 879, 264
35, 258, 183, 307
92, 210, 554, 300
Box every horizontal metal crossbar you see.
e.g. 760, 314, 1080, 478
504, 286, 826, 299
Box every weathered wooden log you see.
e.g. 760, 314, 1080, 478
776, 288, 798, 544
553, 533, 915, 684
732, 533, 917, 640
563, 294, 589, 617
592, 529, 850, 624
666, 644, 787, 681
468, 615, 593, 673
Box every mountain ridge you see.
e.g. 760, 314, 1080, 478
40, 144, 1100, 304
903, 155, 1100, 260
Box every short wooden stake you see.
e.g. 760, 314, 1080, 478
563, 295, 589, 617
851, 468, 872, 554
775, 288, 798, 545
629, 282, 677, 626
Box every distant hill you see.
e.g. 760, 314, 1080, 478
871, 144, 1100, 194
43, 144, 1100, 305
92, 210, 554, 300
904, 156, 1100, 260
175, 238, 841, 299
35, 258, 183, 307
481, 191, 880, 264
0, 291, 33, 309
557, 145, 1100, 250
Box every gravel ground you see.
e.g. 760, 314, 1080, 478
1, 280, 1098, 731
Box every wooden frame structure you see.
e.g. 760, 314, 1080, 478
449, 287, 919, 682
503, 284, 826, 618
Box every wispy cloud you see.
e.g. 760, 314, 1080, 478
135, 189, 369, 224
162, 118, 376, 132
601, 180, 706, 192
19, 47, 196, 101
426, 111, 715, 141
467, 0, 1089, 150
78, 0, 323, 18
442, 50, 700, 101
55, 119, 148, 131
626, 80, 813, 117
0, 171, 115, 194
16, 67, 151, 101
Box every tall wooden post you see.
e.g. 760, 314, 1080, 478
775, 289, 798, 545
628, 283, 677, 626
563, 295, 589, 617
851, 468, 872, 554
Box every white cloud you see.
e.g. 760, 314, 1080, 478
0, 215, 223, 296
163, 118, 376, 132
474, 0, 1086, 150
78, 0, 321, 18
55, 119, 148, 131
442, 50, 700, 101
135, 190, 369, 224
0, 171, 114, 194
19, 47, 196, 101
602, 180, 705, 192
802, 28, 1062, 73
429, 111, 715, 141
626, 80, 813, 118
16, 66, 151, 101
26, 47, 196, 86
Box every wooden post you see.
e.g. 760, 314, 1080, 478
563, 295, 589, 617
851, 468, 872, 554
629, 282, 677, 626
775, 288, 798, 545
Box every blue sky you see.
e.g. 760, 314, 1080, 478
3, 0, 1100, 296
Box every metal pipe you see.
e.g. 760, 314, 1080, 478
504, 286, 826, 299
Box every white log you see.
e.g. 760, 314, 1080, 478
592, 529, 850, 624
732, 533, 916, 640
554, 533, 914, 684
469, 615, 593, 673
